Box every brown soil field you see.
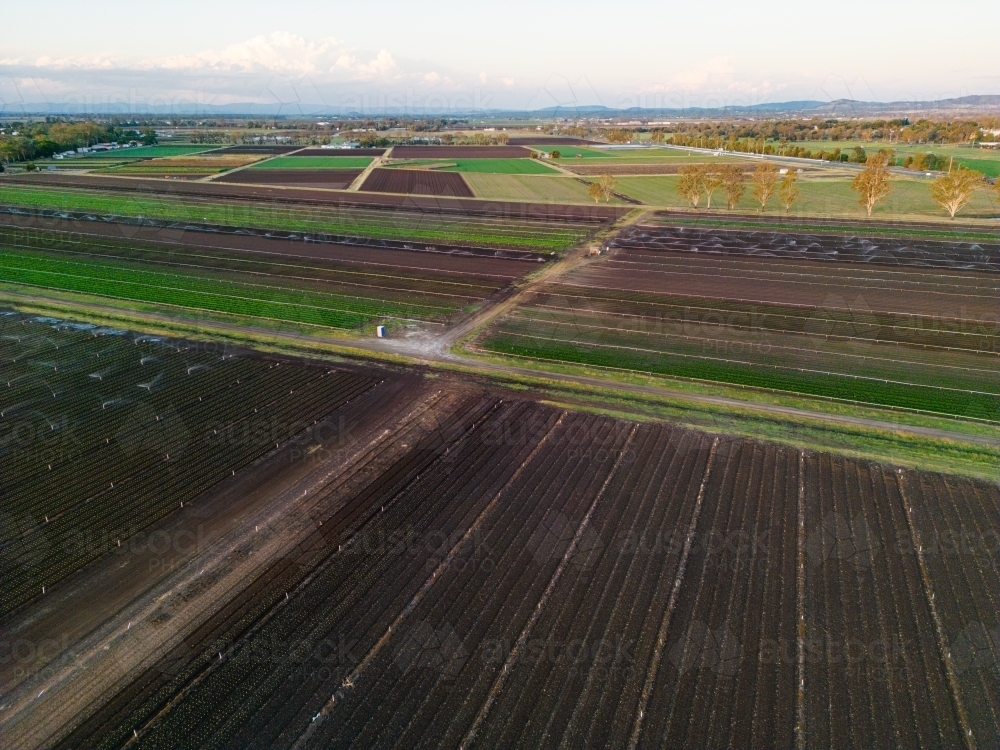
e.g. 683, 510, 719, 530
360, 168, 475, 198
216, 169, 363, 189
212, 145, 301, 155
573, 251, 1000, 320
128, 155, 264, 169
508, 137, 601, 145
4, 173, 627, 223
6, 376, 994, 749
391, 146, 532, 159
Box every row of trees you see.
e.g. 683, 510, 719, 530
676, 163, 800, 212
673, 154, 999, 218
645, 117, 998, 146
0, 122, 155, 163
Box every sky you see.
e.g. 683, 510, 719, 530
2, 0, 999, 114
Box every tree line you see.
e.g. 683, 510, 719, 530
0, 121, 156, 163
674, 155, 999, 219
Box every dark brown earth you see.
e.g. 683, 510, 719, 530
215, 169, 363, 189
360, 168, 475, 198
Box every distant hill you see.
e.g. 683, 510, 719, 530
5, 95, 999, 118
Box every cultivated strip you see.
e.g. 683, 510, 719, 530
624, 436, 719, 749
288, 410, 567, 750
896, 469, 976, 750
458, 424, 638, 750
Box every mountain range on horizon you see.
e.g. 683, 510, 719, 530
3, 94, 998, 118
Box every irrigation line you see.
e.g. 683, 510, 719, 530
291, 411, 567, 750
460, 424, 638, 750
795, 450, 807, 750
627, 436, 719, 750
896, 470, 976, 750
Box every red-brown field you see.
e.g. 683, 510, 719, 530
360, 168, 475, 197
216, 169, 363, 189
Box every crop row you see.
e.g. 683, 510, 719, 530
0, 185, 592, 251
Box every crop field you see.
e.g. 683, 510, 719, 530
0, 221, 535, 330
40, 394, 1000, 749
478, 224, 1000, 419
464, 173, 628, 204
248, 156, 374, 170
390, 146, 531, 159
360, 168, 474, 198
216, 169, 363, 189
289, 148, 386, 158
214, 146, 301, 155
386, 158, 558, 174
0, 182, 604, 251
0, 310, 379, 616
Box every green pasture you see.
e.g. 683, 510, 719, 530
614, 173, 1000, 219
463, 173, 625, 204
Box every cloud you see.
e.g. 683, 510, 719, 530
161, 32, 341, 74
331, 49, 397, 81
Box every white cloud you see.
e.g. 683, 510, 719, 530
332, 49, 397, 81
160, 32, 341, 73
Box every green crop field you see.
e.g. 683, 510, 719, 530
532, 146, 611, 159
249, 156, 374, 170
79, 145, 216, 159
386, 158, 558, 174
0, 227, 519, 330
0, 185, 593, 250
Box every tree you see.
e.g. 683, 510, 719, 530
750, 162, 779, 212
849, 146, 867, 163
588, 181, 603, 203
778, 171, 800, 213
851, 150, 893, 217
720, 164, 746, 209
140, 127, 158, 146
930, 165, 983, 218
676, 164, 704, 207
702, 170, 723, 208
597, 173, 617, 202
550, 149, 561, 159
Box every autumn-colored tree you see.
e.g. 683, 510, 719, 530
778, 171, 800, 213
720, 164, 746, 209
851, 150, 893, 217
750, 162, 779, 212
676, 164, 704, 207
495, 132, 509, 146
702, 170, 723, 208
930, 165, 983, 218
588, 181, 603, 203
598, 173, 618, 202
